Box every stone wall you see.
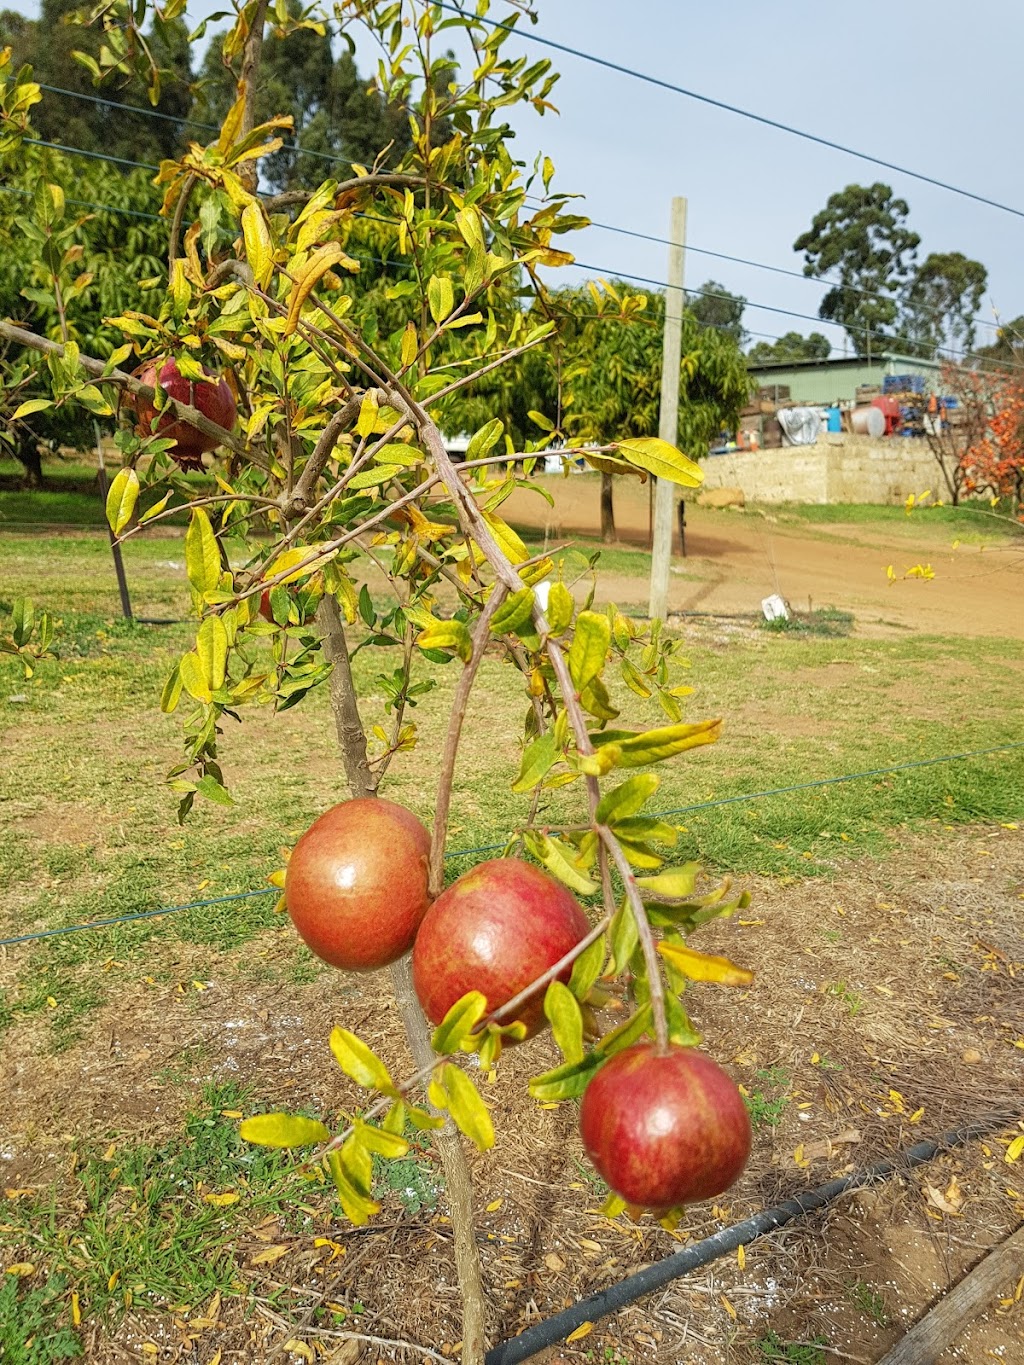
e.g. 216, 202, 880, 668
700, 434, 939, 505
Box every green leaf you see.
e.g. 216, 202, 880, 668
466, 418, 504, 462
596, 1003, 652, 1056
178, 651, 212, 703
431, 990, 488, 1055
239, 1112, 330, 1148
160, 663, 183, 714
567, 610, 610, 693
665, 993, 702, 1047
544, 980, 584, 1064
637, 863, 700, 899
196, 615, 228, 691
595, 774, 660, 826
568, 934, 606, 1002
607, 901, 639, 975
620, 656, 653, 699
185, 507, 221, 596
523, 830, 598, 896
439, 1063, 494, 1150
528, 1052, 602, 1102
617, 437, 704, 488
347, 462, 404, 489
427, 274, 455, 324
490, 586, 536, 636
11, 598, 33, 648
329, 1027, 397, 1094
196, 773, 234, 806
546, 581, 574, 634
528, 409, 555, 433
511, 733, 558, 794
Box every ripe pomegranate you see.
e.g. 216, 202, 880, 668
579, 1042, 751, 1211
284, 798, 431, 971
131, 358, 236, 469
412, 858, 590, 1036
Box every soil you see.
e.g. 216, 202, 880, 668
501, 476, 1024, 639
2, 826, 1022, 1364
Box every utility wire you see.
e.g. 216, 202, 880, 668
30, 82, 1008, 339
2, 740, 1021, 949
437, 2, 1024, 222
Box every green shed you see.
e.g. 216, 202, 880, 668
747, 353, 942, 406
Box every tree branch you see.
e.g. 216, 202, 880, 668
238, 0, 270, 195
316, 594, 376, 799
429, 582, 509, 896
263, 172, 428, 213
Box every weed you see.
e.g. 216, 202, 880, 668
848, 1279, 890, 1326
826, 980, 864, 1017
756, 1332, 829, 1364
761, 607, 854, 638
375, 1142, 440, 1217
0, 1274, 82, 1364
744, 1067, 792, 1129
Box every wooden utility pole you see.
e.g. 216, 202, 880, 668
648, 196, 687, 621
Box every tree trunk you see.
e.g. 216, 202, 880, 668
15, 438, 44, 488
600, 472, 616, 543
316, 594, 487, 1364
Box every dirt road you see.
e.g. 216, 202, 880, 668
502, 474, 1024, 638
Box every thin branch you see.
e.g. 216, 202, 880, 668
601, 824, 669, 1053
263, 172, 428, 213
238, 0, 270, 195
317, 594, 375, 798
483, 911, 612, 1030
0, 319, 248, 460
287, 394, 363, 511
429, 582, 509, 895
168, 173, 197, 266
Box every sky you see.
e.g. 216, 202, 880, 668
12, 0, 1024, 355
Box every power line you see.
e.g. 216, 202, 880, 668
26, 90, 1008, 342
583, 218, 1003, 338
438, 2, 1024, 222
2, 740, 1021, 949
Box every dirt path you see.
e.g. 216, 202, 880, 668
503, 476, 1024, 638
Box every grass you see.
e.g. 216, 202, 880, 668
2, 524, 1024, 1047
755, 1334, 829, 1364
770, 500, 1021, 538
0, 1082, 306, 1328
742, 1066, 792, 1130
847, 1279, 890, 1327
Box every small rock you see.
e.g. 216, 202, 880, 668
962, 1047, 983, 1064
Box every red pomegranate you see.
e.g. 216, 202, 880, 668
131, 358, 236, 469
579, 1042, 752, 1211
284, 798, 431, 971
412, 858, 590, 1037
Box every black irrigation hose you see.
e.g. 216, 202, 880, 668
484, 1110, 1019, 1365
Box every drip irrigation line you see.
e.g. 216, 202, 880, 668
438, 2, 1024, 222
483, 1109, 1021, 1365
1, 741, 1020, 950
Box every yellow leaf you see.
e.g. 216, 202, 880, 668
283, 1342, 314, 1364
566, 1322, 593, 1343
313, 1237, 347, 1262
203, 1191, 241, 1207
1005, 1134, 1024, 1163
250, 1244, 290, 1265
70, 1290, 81, 1324
720, 1293, 737, 1320
207, 1353, 222, 1365
486, 1198, 503, 1213
241, 202, 274, 289
5, 1264, 35, 1277
657, 940, 753, 987
909, 1107, 925, 1123
220, 1109, 243, 1119
618, 436, 704, 488
46, 996, 57, 1009
107, 1270, 120, 1292
737, 1243, 746, 1270
284, 242, 347, 335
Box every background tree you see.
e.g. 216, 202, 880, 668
901, 250, 988, 358
922, 363, 992, 505
747, 330, 832, 366
794, 182, 919, 357
0, 0, 192, 164
974, 315, 1024, 371
689, 279, 747, 345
